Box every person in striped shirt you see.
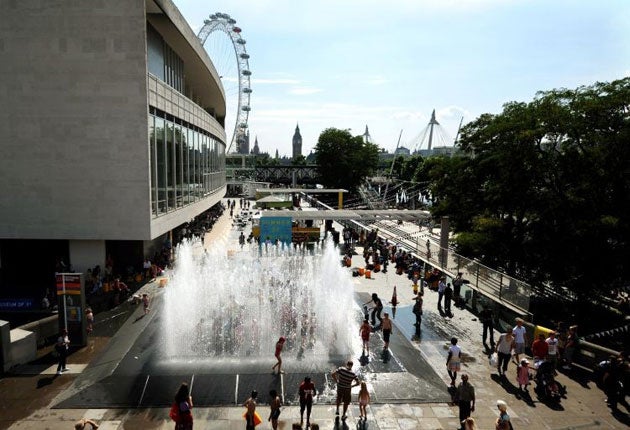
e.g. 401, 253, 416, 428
332, 360, 359, 420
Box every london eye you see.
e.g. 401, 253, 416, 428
198, 13, 252, 153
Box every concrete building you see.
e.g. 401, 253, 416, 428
0, 0, 227, 298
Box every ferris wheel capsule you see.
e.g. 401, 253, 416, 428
233, 26, 241, 33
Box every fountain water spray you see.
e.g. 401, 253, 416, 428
162, 237, 360, 366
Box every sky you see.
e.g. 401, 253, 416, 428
174, 0, 630, 157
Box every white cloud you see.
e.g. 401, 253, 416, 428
363, 76, 389, 85
251, 78, 301, 85
436, 105, 470, 121
288, 87, 323, 95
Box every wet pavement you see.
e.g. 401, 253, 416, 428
0, 201, 628, 429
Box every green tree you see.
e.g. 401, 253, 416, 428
314, 128, 380, 191
442, 77, 630, 302
291, 155, 307, 166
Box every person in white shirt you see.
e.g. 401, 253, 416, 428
545, 331, 559, 369
512, 318, 528, 362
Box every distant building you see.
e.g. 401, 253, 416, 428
238, 130, 250, 154
394, 146, 411, 156
252, 136, 260, 155
292, 123, 303, 160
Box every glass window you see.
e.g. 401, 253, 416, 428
166, 121, 175, 211
175, 123, 183, 208
147, 24, 165, 80
149, 115, 157, 215
155, 117, 166, 214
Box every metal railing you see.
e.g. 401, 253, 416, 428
306, 192, 533, 316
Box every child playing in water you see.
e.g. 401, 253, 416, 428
268, 389, 282, 429
359, 319, 371, 355
271, 337, 286, 374
142, 293, 150, 314
358, 381, 370, 419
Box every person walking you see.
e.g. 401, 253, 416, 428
332, 360, 359, 420
243, 390, 258, 430
298, 376, 316, 428
142, 293, 150, 315
55, 328, 70, 375
169, 382, 193, 430
359, 319, 371, 355
453, 272, 464, 308
381, 313, 393, 351
268, 389, 281, 430
447, 337, 462, 386
239, 232, 245, 249
562, 325, 579, 370
479, 305, 495, 348
513, 318, 528, 362
545, 331, 559, 369
495, 328, 515, 376
444, 283, 454, 317
363, 293, 383, 329
454, 374, 475, 430
412, 293, 423, 330
358, 381, 371, 420
495, 400, 511, 430
516, 358, 530, 392
437, 278, 446, 312
271, 337, 286, 375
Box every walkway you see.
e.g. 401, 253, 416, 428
0, 200, 627, 429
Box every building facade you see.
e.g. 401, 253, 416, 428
0, 0, 227, 296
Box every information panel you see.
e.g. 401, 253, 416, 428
259, 217, 293, 246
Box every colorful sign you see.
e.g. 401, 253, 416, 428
259, 216, 293, 245
0, 298, 34, 310
56, 273, 82, 295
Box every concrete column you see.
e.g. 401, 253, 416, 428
0, 320, 9, 371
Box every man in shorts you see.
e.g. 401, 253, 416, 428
382, 313, 393, 351
332, 360, 359, 420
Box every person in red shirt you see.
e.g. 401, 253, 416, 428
531, 333, 549, 360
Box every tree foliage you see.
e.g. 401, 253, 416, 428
431, 77, 630, 299
314, 128, 380, 191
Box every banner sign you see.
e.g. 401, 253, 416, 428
259, 217, 293, 245
0, 298, 34, 310
56, 273, 82, 295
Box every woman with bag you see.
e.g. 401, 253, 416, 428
169, 382, 193, 430
495, 328, 515, 376
55, 329, 70, 375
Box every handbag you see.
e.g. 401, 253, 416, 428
489, 352, 498, 367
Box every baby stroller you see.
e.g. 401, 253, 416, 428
534, 360, 562, 402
